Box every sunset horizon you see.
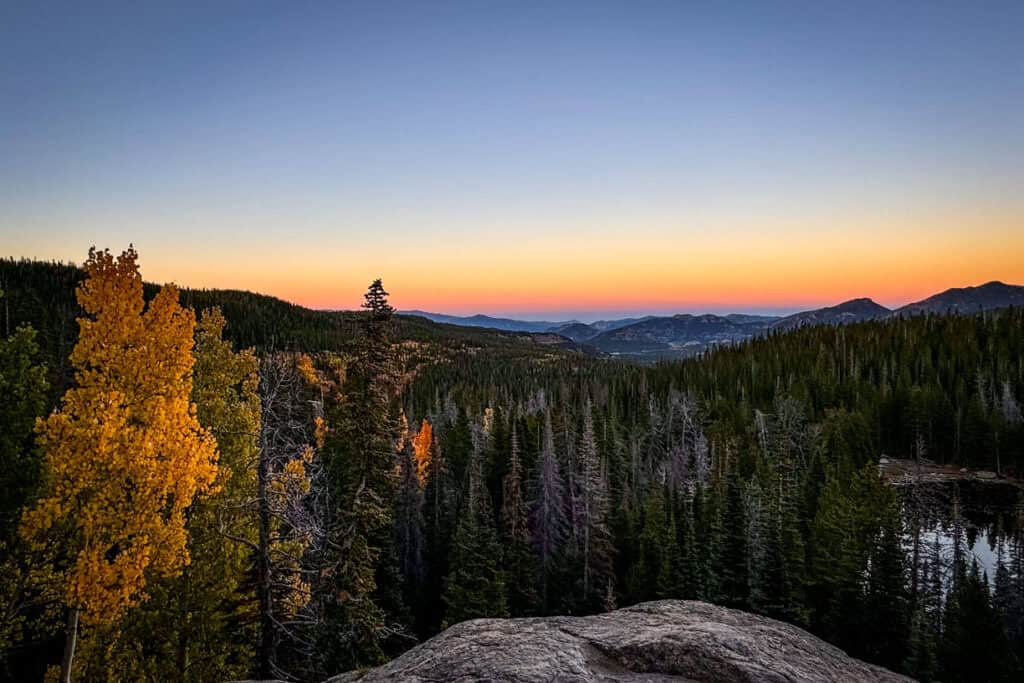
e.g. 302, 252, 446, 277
6, 245, 1022, 321
5, 2, 1022, 319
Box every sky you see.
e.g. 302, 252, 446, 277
2, 1, 1022, 321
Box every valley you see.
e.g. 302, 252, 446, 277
408, 281, 1024, 361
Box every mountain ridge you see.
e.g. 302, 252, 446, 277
770, 297, 891, 332
406, 281, 1023, 360
5, 260, 1021, 363
399, 310, 578, 333
896, 280, 1024, 316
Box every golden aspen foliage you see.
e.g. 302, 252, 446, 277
296, 353, 320, 386
19, 247, 219, 624
69, 307, 262, 681
412, 420, 433, 488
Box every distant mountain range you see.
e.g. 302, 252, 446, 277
403, 281, 1024, 360
399, 310, 580, 334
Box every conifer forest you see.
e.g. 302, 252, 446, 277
0, 252, 1022, 682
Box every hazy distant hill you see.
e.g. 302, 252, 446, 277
400, 310, 576, 333
896, 281, 1024, 316
551, 321, 602, 342
724, 313, 782, 325
771, 298, 891, 332
551, 316, 661, 343
587, 314, 766, 358
589, 316, 658, 332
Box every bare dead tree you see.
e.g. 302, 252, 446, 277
251, 352, 325, 681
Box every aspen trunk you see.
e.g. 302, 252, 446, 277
60, 607, 79, 683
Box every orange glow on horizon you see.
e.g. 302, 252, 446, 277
11, 205, 1023, 318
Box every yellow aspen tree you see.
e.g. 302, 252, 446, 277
19, 247, 218, 682
412, 420, 433, 487
68, 307, 262, 682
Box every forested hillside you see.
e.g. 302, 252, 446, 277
2, 250, 1023, 682
0, 258, 586, 398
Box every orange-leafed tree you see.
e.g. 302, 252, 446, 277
19, 247, 218, 683
412, 419, 433, 487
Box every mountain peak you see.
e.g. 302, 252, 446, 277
771, 297, 890, 331
898, 281, 1024, 316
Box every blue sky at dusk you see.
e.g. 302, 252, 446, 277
2, 1, 1022, 318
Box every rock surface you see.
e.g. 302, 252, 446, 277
328, 600, 911, 682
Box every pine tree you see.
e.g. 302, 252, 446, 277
529, 411, 568, 613
629, 487, 667, 603
691, 484, 716, 600
394, 441, 426, 619
316, 279, 402, 674
501, 423, 539, 615
678, 496, 701, 599
0, 323, 48, 537
422, 432, 454, 635
574, 400, 614, 611
718, 463, 749, 608
861, 486, 909, 672
941, 560, 1015, 682
655, 499, 684, 599
443, 439, 507, 625
0, 317, 49, 663
809, 469, 864, 649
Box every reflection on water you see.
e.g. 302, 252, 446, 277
916, 528, 1002, 586
900, 479, 1022, 589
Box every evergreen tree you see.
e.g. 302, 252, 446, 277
718, 463, 749, 608
443, 440, 507, 625
0, 323, 48, 537
316, 279, 402, 674
501, 423, 539, 615
573, 400, 614, 611
809, 469, 865, 650
941, 561, 1015, 682
0, 317, 49, 670
861, 488, 909, 672
421, 432, 455, 636
629, 487, 667, 603
677, 496, 701, 599
395, 441, 426, 622
529, 411, 568, 612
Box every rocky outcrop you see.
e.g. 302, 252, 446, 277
328, 600, 911, 682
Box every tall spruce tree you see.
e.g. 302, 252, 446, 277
574, 400, 614, 611
501, 423, 539, 615
316, 279, 403, 674
529, 411, 568, 613
394, 441, 426, 622
719, 462, 750, 608
0, 317, 49, 668
443, 438, 507, 625
941, 560, 1015, 682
